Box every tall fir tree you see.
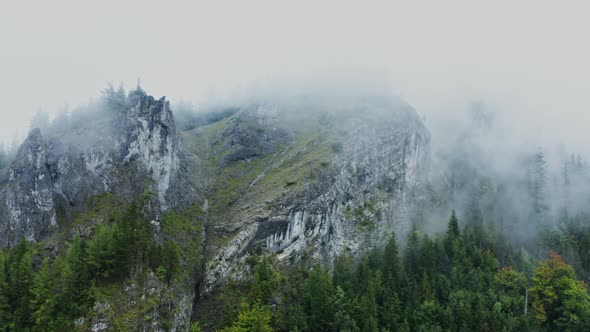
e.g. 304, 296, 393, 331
303, 265, 334, 331
0, 250, 10, 331
62, 234, 92, 319
382, 232, 402, 293
30, 258, 57, 330
404, 224, 420, 278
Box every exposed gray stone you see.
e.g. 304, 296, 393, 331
0, 91, 431, 331
0, 89, 185, 247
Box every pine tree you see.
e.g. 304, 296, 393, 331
444, 210, 464, 265
62, 234, 92, 319
333, 253, 354, 293
447, 210, 460, 239
0, 250, 11, 331
250, 255, 278, 304
331, 286, 358, 332
404, 224, 420, 278
47, 255, 69, 328
120, 200, 151, 266
303, 265, 334, 331
112, 201, 148, 278
8, 240, 34, 330
111, 218, 130, 278
382, 232, 402, 293
419, 235, 437, 278
380, 292, 402, 331
30, 258, 57, 329
466, 189, 485, 248
222, 302, 273, 332
361, 275, 380, 332
0, 144, 8, 170
528, 150, 548, 223
86, 223, 115, 280
103, 84, 128, 115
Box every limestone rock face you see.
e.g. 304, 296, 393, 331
193, 98, 431, 295
0, 90, 431, 330
123, 92, 179, 207
1, 129, 56, 245
0, 89, 183, 246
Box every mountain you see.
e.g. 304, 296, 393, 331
0, 89, 187, 246
0, 88, 429, 330
184, 99, 430, 294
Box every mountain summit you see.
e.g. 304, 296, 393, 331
0, 88, 429, 330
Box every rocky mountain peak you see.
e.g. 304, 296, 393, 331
1, 128, 56, 245
0, 89, 182, 246
0, 90, 431, 330
123, 90, 179, 207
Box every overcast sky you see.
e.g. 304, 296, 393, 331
1, 1, 589, 154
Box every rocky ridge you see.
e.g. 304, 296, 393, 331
0, 90, 430, 330
186, 98, 430, 297
0, 89, 184, 247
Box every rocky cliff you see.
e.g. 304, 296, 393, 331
0, 89, 430, 330
0, 88, 183, 246
182, 97, 430, 302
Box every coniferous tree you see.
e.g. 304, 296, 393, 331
330, 285, 358, 332
0, 144, 8, 170
86, 223, 115, 280
30, 258, 57, 330
333, 253, 354, 293
466, 188, 485, 248
382, 232, 401, 293
111, 218, 130, 278
444, 210, 464, 266
8, 240, 34, 330
404, 224, 420, 278
447, 210, 460, 239
161, 240, 180, 286
250, 255, 278, 304
62, 234, 92, 319
0, 250, 10, 331
222, 302, 273, 332
419, 235, 437, 279
528, 150, 548, 224
103, 84, 128, 115
303, 265, 334, 331
361, 273, 380, 332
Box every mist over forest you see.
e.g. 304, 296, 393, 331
3, 85, 590, 253
0, 74, 589, 330
2, 1, 590, 331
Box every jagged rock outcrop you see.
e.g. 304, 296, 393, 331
0, 89, 183, 247
0, 89, 430, 330
123, 92, 180, 207
0, 129, 57, 245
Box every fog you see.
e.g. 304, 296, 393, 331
2, 1, 590, 226
1, 0, 589, 152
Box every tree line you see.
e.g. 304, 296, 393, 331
213, 211, 590, 332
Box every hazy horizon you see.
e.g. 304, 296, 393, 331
1, 1, 589, 156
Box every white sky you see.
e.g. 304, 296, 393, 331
1, 0, 589, 153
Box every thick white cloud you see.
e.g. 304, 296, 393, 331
0, 0, 589, 153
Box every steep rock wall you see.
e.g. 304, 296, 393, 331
195, 99, 430, 295
0, 89, 182, 246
